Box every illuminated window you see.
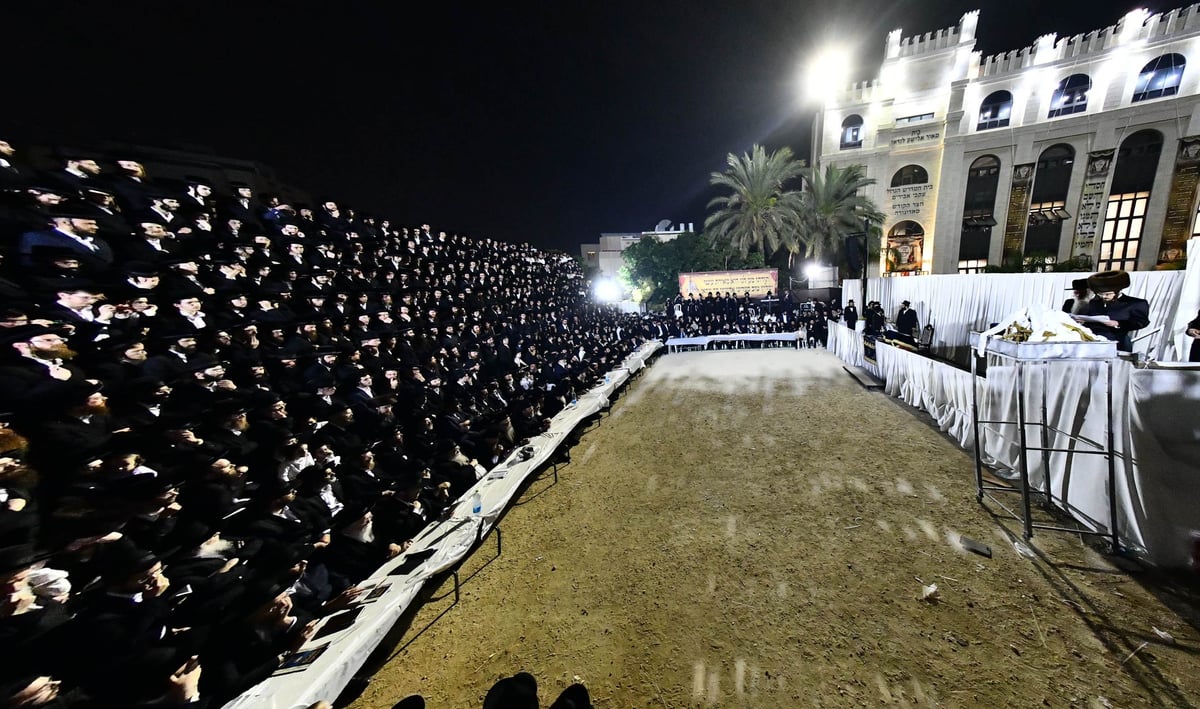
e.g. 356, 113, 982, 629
977, 90, 1012, 130
896, 112, 934, 125
890, 164, 928, 187
958, 259, 987, 274
1048, 74, 1091, 118
1098, 192, 1149, 271
1133, 54, 1185, 102
840, 115, 864, 149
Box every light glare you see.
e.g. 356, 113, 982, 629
806, 47, 852, 102
594, 278, 622, 303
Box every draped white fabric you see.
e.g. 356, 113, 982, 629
843, 271, 1186, 358
874, 341, 976, 447
828, 325, 1200, 568
826, 321, 874, 376
1165, 237, 1200, 361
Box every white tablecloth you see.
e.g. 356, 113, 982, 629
665, 332, 799, 352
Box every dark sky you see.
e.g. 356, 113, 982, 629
10, 0, 1145, 252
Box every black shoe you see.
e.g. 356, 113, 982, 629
549, 683, 593, 709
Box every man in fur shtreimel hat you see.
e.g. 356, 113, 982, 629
1073, 270, 1150, 352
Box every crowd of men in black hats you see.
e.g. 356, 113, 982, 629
667, 292, 837, 346
0, 139, 655, 707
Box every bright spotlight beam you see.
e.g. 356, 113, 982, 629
593, 279, 621, 303
805, 47, 852, 103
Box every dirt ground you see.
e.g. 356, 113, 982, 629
350, 348, 1200, 708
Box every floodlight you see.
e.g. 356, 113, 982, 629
804, 263, 821, 281
593, 279, 621, 303
805, 47, 852, 102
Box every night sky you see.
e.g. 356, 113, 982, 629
11, 0, 1146, 252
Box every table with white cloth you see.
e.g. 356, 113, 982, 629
826, 322, 1200, 568
665, 332, 799, 352
221, 341, 662, 709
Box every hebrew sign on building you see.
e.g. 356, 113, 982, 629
1069, 150, 1115, 260
678, 269, 778, 298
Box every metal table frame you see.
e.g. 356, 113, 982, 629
970, 349, 1120, 551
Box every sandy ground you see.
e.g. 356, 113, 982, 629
350, 348, 1200, 708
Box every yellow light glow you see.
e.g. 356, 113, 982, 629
806, 47, 853, 103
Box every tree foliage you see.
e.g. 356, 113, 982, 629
619, 232, 763, 309
704, 145, 806, 260
799, 163, 885, 267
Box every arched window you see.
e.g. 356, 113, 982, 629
959, 155, 1001, 268
890, 164, 928, 187
1026, 144, 1077, 258
1098, 130, 1164, 271
1048, 74, 1091, 118
1133, 54, 1186, 102
977, 90, 1013, 130
840, 115, 864, 149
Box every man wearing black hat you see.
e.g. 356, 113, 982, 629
118, 219, 184, 264
28, 381, 124, 468
16, 207, 114, 272
107, 158, 156, 213
156, 294, 209, 335
57, 539, 204, 705
221, 182, 261, 228
843, 299, 858, 330
1062, 278, 1092, 315
1185, 310, 1200, 362
179, 176, 215, 218
895, 300, 919, 338
0, 324, 85, 411
1074, 270, 1150, 352
144, 333, 201, 383
50, 151, 103, 194
324, 504, 403, 587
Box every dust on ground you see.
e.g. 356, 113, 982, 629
351, 349, 1200, 708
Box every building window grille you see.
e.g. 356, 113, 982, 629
958, 259, 987, 274
977, 90, 1013, 130
1133, 54, 1185, 102
1097, 192, 1149, 271
1027, 201, 1071, 225
1048, 74, 1091, 118
840, 115, 864, 149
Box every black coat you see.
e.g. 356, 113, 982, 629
1082, 294, 1150, 352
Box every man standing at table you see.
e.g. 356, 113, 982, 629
843, 300, 858, 330
1185, 310, 1200, 362
896, 300, 919, 338
1074, 270, 1149, 352
1062, 278, 1091, 315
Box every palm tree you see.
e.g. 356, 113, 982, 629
704, 145, 806, 262
799, 163, 884, 266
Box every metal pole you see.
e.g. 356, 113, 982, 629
861, 218, 869, 314
972, 351, 985, 502
1106, 360, 1119, 553
1016, 361, 1034, 540
1040, 361, 1052, 508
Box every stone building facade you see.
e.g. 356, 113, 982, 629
815, 5, 1200, 275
